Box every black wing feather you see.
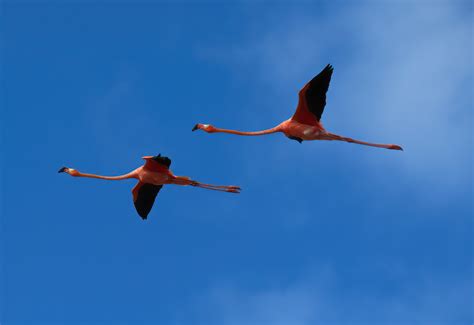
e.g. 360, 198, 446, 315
304, 64, 334, 121
134, 183, 163, 220
151, 154, 171, 168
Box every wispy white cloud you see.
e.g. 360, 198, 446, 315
194, 264, 472, 324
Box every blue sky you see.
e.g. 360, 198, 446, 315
1, 1, 472, 324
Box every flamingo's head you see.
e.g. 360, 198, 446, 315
58, 167, 79, 176
192, 123, 215, 133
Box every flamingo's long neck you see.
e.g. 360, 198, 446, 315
75, 170, 137, 180
212, 125, 281, 136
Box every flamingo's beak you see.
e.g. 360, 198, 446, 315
58, 167, 68, 173
142, 156, 153, 160
192, 124, 199, 131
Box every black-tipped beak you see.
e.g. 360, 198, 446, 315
192, 124, 199, 131
58, 167, 68, 173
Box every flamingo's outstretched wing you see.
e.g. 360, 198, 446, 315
132, 182, 163, 220
292, 64, 334, 125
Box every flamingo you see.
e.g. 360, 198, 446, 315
58, 154, 240, 220
192, 64, 402, 150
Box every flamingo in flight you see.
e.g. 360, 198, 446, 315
192, 64, 402, 150
58, 154, 240, 220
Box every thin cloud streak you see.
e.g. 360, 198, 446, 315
195, 265, 471, 324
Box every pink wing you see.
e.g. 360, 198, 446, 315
291, 64, 333, 126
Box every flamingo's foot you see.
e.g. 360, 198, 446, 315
389, 145, 403, 151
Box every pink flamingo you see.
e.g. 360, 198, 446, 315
193, 64, 402, 150
58, 154, 240, 220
